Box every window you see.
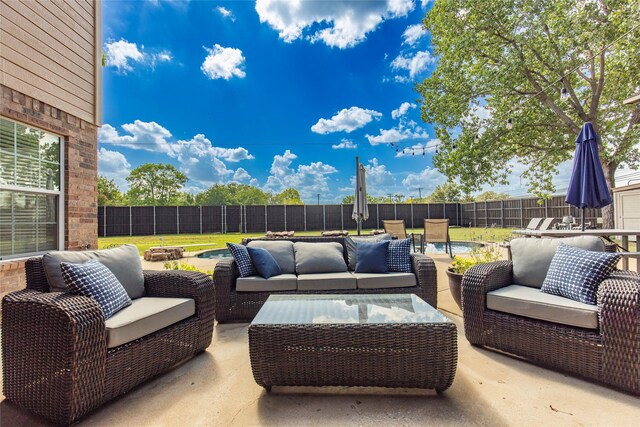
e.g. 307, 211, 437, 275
0, 116, 64, 259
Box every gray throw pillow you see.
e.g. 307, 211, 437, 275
294, 242, 347, 274
345, 233, 392, 270
43, 244, 145, 298
247, 240, 296, 274
511, 236, 604, 288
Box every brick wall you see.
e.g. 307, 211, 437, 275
0, 84, 98, 300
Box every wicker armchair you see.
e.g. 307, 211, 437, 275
461, 261, 639, 395
2, 258, 215, 425
214, 236, 438, 323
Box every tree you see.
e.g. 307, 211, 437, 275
97, 176, 124, 206
341, 194, 392, 204
418, 0, 640, 227
125, 163, 188, 206
474, 191, 511, 201
426, 182, 463, 202
271, 188, 303, 205
195, 183, 270, 205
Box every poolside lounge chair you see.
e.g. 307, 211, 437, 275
538, 217, 556, 231
523, 217, 543, 230
383, 220, 418, 251
422, 219, 452, 257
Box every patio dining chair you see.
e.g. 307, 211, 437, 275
422, 219, 452, 257
382, 219, 418, 252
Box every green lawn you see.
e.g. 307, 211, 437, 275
99, 227, 514, 255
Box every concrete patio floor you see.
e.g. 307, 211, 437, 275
2, 253, 639, 426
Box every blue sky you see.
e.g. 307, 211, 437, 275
99, 0, 636, 203
98, 0, 453, 203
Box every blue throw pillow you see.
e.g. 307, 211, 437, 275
61, 259, 132, 319
387, 238, 412, 272
247, 246, 282, 279
355, 241, 390, 273
227, 243, 257, 277
540, 243, 621, 305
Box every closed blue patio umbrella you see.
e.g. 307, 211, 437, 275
352, 156, 369, 235
565, 122, 612, 231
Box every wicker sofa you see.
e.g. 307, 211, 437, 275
214, 236, 438, 323
461, 237, 639, 395
2, 257, 215, 425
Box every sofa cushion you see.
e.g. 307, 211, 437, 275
541, 243, 621, 305
345, 233, 392, 270
236, 274, 298, 292
354, 272, 416, 289
104, 297, 195, 348
247, 240, 295, 274
61, 259, 132, 319
247, 246, 282, 279
294, 242, 347, 274
355, 241, 389, 273
510, 236, 605, 288
43, 244, 145, 298
227, 243, 257, 277
487, 284, 598, 329
297, 272, 357, 291
387, 238, 412, 273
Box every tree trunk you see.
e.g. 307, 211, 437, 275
601, 161, 616, 229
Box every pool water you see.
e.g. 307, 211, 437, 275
196, 241, 480, 259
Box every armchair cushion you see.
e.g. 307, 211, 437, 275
227, 243, 257, 277
354, 272, 416, 289
247, 240, 295, 274
541, 243, 621, 305
355, 241, 389, 273
510, 236, 604, 288
247, 246, 282, 279
61, 259, 132, 319
387, 238, 412, 272
294, 242, 347, 274
104, 297, 195, 348
43, 244, 145, 298
487, 284, 599, 329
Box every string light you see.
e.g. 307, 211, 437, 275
560, 86, 569, 102
506, 118, 513, 129
474, 134, 480, 143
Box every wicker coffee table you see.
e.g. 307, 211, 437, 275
248, 294, 457, 393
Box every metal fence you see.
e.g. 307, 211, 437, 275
97, 196, 602, 237
97, 203, 462, 237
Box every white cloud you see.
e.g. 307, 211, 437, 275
395, 139, 440, 157
420, 0, 434, 9
332, 139, 358, 149
311, 106, 382, 134
264, 150, 338, 201
402, 24, 426, 46
99, 121, 254, 188
98, 148, 131, 190
255, 0, 415, 49
401, 167, 447, 191
201, 44, 246, 80
104, 39, 173, 72
98, 121, 173, 154
104, 39, 145, 72
362, 158, 395, 194
216, 5, 235, 21
231, 168, 258, 186
391, 102, 415, 119
366, 125, 428, 145
391, 50, 434, 79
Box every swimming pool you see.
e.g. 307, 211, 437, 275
196, 241, 480, 259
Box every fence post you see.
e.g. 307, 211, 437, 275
341, 204, 344, 230
500, 200, 504, 227
284, 205, 287, 231
473, 202, 477, 227
176, 206, 180, 234
129, 206, 132, 236
457, 203, 460, 226
323, 205, 326, 231
222, 205, 225, 233
303, 205, 307, 231
104, 206, 108, 237
376, 204, 380, 229
544, 198, 549, 218
199, 206, 203, 234
410, 203, 414, 228
520, 199, 524, 228
153, 206, 156, 235
265, 205, 268, 233
394, 203, 397, 220
427, 203, 430, 219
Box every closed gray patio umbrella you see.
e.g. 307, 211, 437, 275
352, 156, 369, 235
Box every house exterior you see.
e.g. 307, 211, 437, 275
0, 0, 102, 299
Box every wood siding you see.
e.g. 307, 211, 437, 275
0, 0, 102, 125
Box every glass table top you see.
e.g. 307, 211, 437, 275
251, 294, 451, 326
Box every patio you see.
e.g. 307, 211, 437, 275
2, 251, 638, 426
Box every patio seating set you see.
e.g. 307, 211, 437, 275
2, 232, 639, 425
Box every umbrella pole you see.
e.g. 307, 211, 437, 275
581, 207, 586, 231
356, 156, 361, 236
